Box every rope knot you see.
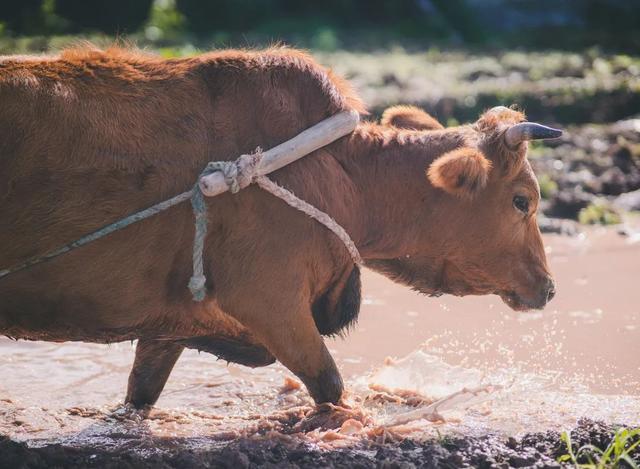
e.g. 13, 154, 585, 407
188, 274, 206, 302
188, 148, 264, 301
204, 149, 263, 194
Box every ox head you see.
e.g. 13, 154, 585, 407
372, 105, 560, 311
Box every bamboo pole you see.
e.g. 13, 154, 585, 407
198, 110, 360, 197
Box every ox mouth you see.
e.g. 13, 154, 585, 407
498, 290, 545, 312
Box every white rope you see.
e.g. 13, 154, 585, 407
255, 175, 362, 265
242, 148, 361, 265
189, 148, 362, 300
189, 152, 265, 300
0, 142, 361, 304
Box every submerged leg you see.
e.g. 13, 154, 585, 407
125, 338, 184, 408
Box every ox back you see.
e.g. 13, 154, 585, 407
0, 47, 363, 351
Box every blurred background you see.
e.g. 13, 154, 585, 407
2, 0, 639, 51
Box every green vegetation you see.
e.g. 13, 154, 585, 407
578, 202, 623, 226
528, 141, 549, 159
558, 427, 640, 468
1, 0, 639, 52
538, 174, 559, 200
0, 0, 457, 47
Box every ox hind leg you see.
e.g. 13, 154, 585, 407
125, 338, 184, 408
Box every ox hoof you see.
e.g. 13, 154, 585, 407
300, 367, 344, 405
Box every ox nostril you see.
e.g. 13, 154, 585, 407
545, 278, 556, 303
546, 287, 556, 302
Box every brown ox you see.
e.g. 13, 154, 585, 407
0, 47, 556, 407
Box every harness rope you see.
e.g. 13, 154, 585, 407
189, 148, 362, 301
0, 147, 362, 302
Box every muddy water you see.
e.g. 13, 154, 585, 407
1, 228, 638, 451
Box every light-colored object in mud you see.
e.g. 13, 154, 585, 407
339, 418, 364, 435
280, 376, 302, 394
383, 385, 502, 427
611, 118, 640, 134
198, 110, 360, 196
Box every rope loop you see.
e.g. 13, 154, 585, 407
202, 150, 263, 194
189, 147, 361, 302
188, 149, 264, 301
0, 113, 362, 303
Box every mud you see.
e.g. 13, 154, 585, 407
1, 419, 637, 468
319, 50, 640, 126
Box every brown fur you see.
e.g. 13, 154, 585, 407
0, 47, 553, 407
380, 105, 444, 130
475, 106, 528, 178
427, 147, 492, 198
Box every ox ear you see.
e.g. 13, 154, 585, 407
381, 105, 444, 131
427, 147, 492, 198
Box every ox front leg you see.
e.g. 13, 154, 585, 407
125, 339, 184, 408
217, 243, 344, 404
245, 310, 343, 405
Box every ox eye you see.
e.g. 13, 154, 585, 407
513, 195, 529, 214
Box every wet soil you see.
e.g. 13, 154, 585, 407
1, 419, 637, 468
531, 120, 640, 223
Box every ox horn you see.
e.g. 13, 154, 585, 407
504, 122, 563, 148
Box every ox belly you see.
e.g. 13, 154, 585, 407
0, 280, 268, 361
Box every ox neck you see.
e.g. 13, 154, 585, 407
331, 124, 458, 262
